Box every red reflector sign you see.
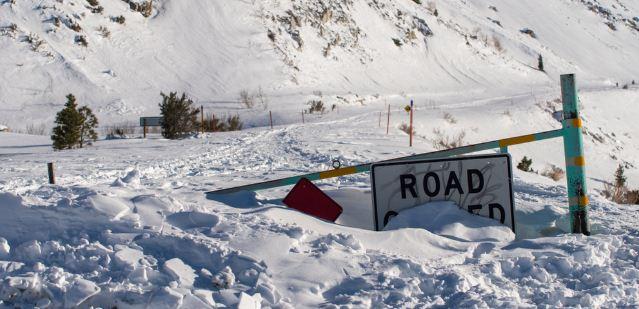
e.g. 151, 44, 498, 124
282, 178, 343, 222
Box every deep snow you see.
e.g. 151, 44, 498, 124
2, 0, 639, 307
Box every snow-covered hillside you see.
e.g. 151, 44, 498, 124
1, 0, 639, 129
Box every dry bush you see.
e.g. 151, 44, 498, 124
443, 112, 457, 124
97, 25, 110, 38
256, 87, 268, 110
75, 35, 88, 47
541, 165, 565, 181
308, 100, 325, 114
200, 113, 243, 132
112, 15, 125, 24
432, 128, 465, 150
239, 90, 255, 109
87, 0, 99, 6
24, 123, 47, 135
603, 182, 627, 204
399, 123, 415, 135
492, 35, 503, 52
105, 122, 136, 139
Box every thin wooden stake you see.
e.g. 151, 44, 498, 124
201, 105, 204, 134
269, 111, 273, 129
409, 100, 414, 147
386, 103, 391, 135
379, 111, 382, 127
302, 111, 305, 124
47, 162, 55, 185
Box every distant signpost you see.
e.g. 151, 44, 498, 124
140, 117, 162, 138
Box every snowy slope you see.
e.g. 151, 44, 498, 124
1, 0, 639, 130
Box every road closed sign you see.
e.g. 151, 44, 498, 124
371, 154, 515, 231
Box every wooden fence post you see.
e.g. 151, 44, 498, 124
143, 119, 147, 138
386, 104, 390, 135
269, 111, 273, 129
47, 162, 55, 185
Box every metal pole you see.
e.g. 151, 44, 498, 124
206, 128, 563, 195
409, 100, 414, 147
47, 162, 55, 184
561, 74, 590, 235
143, 119, 147, 138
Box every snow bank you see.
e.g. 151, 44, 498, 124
384, 201, 515, 242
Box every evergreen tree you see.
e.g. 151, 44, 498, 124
78, 106, 99, 148
615, 164, 627, 188
51, 94, 83, 150
538, 54, 544, 72
159, 92, 199, 139
51, 94, 99, 150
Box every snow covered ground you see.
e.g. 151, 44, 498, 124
2, 82, 639, 307
2, 0, 639, 307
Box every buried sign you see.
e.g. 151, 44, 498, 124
371, 154, 515, 231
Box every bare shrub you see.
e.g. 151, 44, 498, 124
443, 112, 457, 124
87, 0, 99, 6
97, 25, 110, 38
239, 90, 255, 109
492, 35, 503, 52
399, 123, 415, 135
541, 165, 565, 181
200, 113, 243, 132
67, 19, 82, 32
25, 123, 47, 135
105, 122, 136, 139
432, 128, 465, 150
308, 100, 325, 114
112, 15, 125, 24
23, 33, 44, 51
256, 87, 268, 110
75, 35, 88, 47
602, 165, 632, 204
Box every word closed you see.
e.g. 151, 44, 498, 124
371, 154, 515, 231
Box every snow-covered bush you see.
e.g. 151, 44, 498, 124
432, 128, 465, 150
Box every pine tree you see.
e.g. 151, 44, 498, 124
159, 92, 199, 139
52, 94, 83, 150
615, 164, 627, 188
538, 54, 544, 72
78, 106, 98, 148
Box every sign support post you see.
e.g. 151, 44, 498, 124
409, 100, 414, 147
561, 74, 590, 235
386, 104, 390, 135
143, 118, 147, 138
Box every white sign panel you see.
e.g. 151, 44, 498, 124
371, 154, 515, 231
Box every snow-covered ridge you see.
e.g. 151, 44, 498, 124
1, 0, 639, 130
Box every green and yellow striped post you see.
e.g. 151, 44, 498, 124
561, 74, 590, 235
